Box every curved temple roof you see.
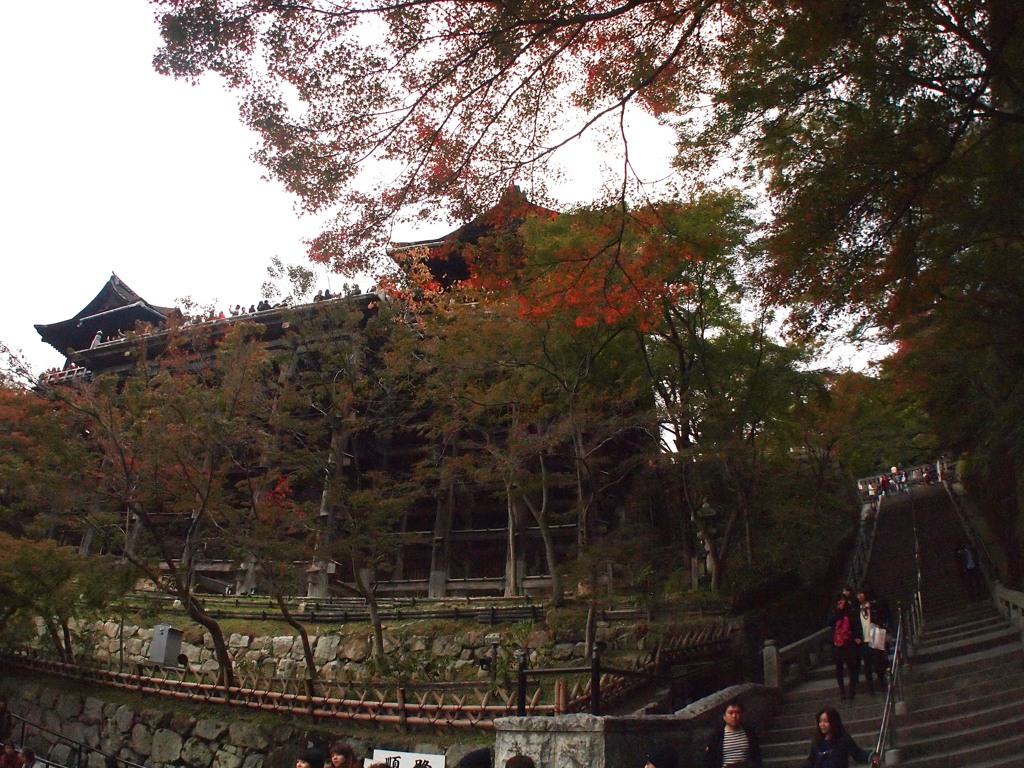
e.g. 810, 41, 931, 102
389, 185, 558, 288
35, 273, 175, 356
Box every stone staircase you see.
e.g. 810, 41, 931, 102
759, 485, 1024, 768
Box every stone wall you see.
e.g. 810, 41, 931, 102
85, 620, 654, 682
493, 683, 780, 768
2, 680, 299, 768
0, 679, 483, 768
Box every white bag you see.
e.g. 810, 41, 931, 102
869, 625, 887, 651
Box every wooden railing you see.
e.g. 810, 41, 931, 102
123, 590, 728, 626
3, 649, 530, 729
2, 623, 736, 730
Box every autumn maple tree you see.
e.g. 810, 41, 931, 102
273, 298, 418, 659
49, 323, 293, 687
150, 0, 1023, 372
149, 0, 1024, 585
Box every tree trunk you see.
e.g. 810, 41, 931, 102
43, 616, 67, 662
351, 567, 385, 659
521, 455, 564, 607
61, 618, 75, 663
504, 484, 520, 597
536, 513, 563, 608
276, 592, 318, 698
366, 591, 385, 659
184, 595, 236, 687
583, 598, 597, 658
572, 422, 593, 551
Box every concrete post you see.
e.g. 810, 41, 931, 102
763, 640, 780, 688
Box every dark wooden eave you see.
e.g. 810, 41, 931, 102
34, 273, 176, 356
389, 185, 558, 288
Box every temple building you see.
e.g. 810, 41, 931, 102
33, 188, 648, 601
389, 183, 558, 289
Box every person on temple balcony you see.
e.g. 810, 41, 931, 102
89, 330, 103, 348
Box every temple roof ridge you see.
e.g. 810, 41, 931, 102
35, 272, 176, 356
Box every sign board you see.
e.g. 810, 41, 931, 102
366, 750, 445, 768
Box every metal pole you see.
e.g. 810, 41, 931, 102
590, 648, 601, 716
516, 649, 528, 716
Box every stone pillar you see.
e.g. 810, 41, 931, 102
495, 714, 606, 768
306, 562, 328, 598
428, 491, 453, 599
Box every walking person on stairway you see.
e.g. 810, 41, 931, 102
804, 708, 880, 768
855, 589, 889, 695
828, 595, 862, 700
955, 540, 984, 599
704, 698, 762, 768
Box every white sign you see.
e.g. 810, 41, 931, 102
367, 750, 446, 768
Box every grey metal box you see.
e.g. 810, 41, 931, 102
150, 624, 183, 666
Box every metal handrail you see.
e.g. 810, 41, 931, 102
873, 485, 924, 761
8, 712, 147, 768
908, 491, 924, 641
873, 607, 906, 759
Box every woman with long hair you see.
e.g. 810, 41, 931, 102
828, 595, 862, 699
804, 708, 880, 768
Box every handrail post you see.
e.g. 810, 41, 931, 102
762, 640, 779, 688
516, 648, 528, 716
590, 647, 601, 716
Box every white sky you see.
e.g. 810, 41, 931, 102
0, 0, 677, 376
1, 1, 878, 376
0, 1, 339, 374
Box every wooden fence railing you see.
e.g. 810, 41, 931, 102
122, 591, 730, 625
2, 623, 736, 730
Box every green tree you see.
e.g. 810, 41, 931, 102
683, 0, 1024, 580
0, 381, 98, 542
0, 533, 131, 660
279, 299, 416, 659
57, 323, 286, 686
411, 289, 651, 606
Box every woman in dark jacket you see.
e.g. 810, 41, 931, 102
828, 595, 863, 699
804, 708, 879, 768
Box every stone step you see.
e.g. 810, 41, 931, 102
898, 730, 1024, 768
764, 687, 886, 733
942, 756, 1024, 768
916, 614, 1006, 643
909, 639, 1022, 680
903, 666, 1024, 708
798, 653, 898, 684
897, 695, 1024, 742
911, 625, 1020, 664
918, 607, 1005, 633
762, 730, 881, 767
762, 717, 881, 751
768, 649, 1024, 731
761, 725, 880, 761
771, 679, 889, 724
921, 603, 1003, 631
